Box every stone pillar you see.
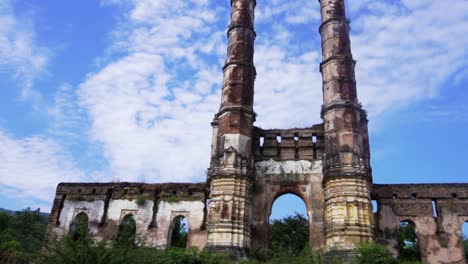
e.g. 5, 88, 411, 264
319, 0, 374, 260
206, 0, 256, 257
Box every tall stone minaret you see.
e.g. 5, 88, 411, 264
206, 0, 256, 257
319, 0, 374, 259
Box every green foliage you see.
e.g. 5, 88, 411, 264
136, 194, 146, 207
67, 194, 84, 201
170, 216, 188, 248
269, 212, 309, 257
0, 208, 48, 264
117, 215, 137, 246
353, 242, 398, 264
165, 195, 180, 203
71, 213, 89, 240
46, 237, 233, 264
398, 221, 420, 262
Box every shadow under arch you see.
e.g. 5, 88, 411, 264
268, 192, 310, 257
118, 214, 136, 244
398, 219, 421, 262
69, 212, 89, 240
168, 215, 189, 248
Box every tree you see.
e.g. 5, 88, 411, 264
398, 221, 420, 262
0, 212, 9, 232
0, 208, 48, 264
269, 212, 309, 257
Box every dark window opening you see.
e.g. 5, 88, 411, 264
169, 215, 188, 248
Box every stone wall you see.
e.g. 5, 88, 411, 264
47, 182, 208, 250
373, 184, 468, 264
251, 126, 326, 255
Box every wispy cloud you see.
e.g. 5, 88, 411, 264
349, 0, 468, 116
0, 132, 82, 208
0, 0, 49, 100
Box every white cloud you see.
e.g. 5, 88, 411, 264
0, 0, 49, 100
76, 0, 468, 185
349, 0, 468, 116
0, 131, 83, 210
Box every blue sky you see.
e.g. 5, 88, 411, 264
0, 0, 467, 235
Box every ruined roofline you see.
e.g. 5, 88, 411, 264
253, 123, 324, 135
55, 182, 207, 195
373, 183, 468, 199
252, 124, 325, 162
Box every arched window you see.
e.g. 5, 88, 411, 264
117, 214, 136, 245
169, 215, 188, 248
269, 193, 309, 257
398, 220, 420, 262
70, 212, 89, 240
463, 222, 467, 261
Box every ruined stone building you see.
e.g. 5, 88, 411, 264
46, 0, 468, 263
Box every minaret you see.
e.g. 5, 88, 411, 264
319, 0, 374, 259
206, 0, 256, 257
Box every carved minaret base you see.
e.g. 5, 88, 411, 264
206, 0, 256, 256
319, 0, 374, 261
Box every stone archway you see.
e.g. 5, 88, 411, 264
268, 193, 310, 256
250, 156, 326, 256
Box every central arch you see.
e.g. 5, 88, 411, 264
269, 193, 310, 257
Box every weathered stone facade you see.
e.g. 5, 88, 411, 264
46, 1, 468, 263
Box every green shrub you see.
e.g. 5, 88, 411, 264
353, 242, 398, 264
165, 195, 180, 203
136, 194, 146, 207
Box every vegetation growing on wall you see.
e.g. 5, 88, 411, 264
135, 195, 146, 207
